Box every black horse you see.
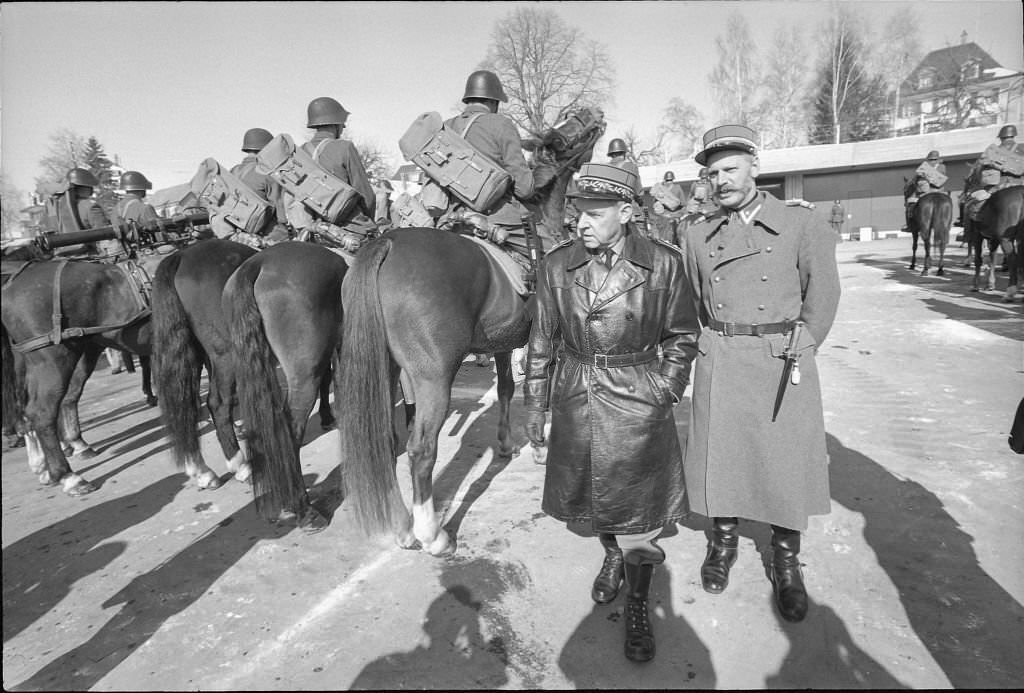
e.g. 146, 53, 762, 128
221, 242, 347, 531
151, 239, 258, 490
904, 178, 953, 276
328, 108, 605, 555
965, 185, 1023, 299
1, 259, 152, 495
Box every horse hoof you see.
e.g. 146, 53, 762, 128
233, 462, 252, 483
531, 444, 548, 466
970, 286, 980, 292
38, 471, 59, 486
426, 531, 456, 557
320, 416, 336, 431
146, 396, 158, 407
298, 506, 330, 534
937, 269, 945, 276
196, 472, 223, 490
395, 534, 422, 551
63, 475, 97, 496
71, 447, 98, 461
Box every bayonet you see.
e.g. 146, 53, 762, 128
772, 321, 803, 422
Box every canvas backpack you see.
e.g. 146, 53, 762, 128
189, 158, 272, 235
399, 111, 512, 215
256, 134, 362, 230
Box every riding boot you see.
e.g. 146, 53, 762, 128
701, 516, 738, 594
623, 561, 656, 662
770, 525, 808, 622
591, 533, 624, 604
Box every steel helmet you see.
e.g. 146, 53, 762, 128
67, 167, 99, 188
242, 127, 273, 152
698, 167, 709, 178
607, 138, 628, 156
306, 97, 350, 128
926, 150, 940, 160
120, 171, 153, 191
663, 170, 676, 182
999, 124, 1018, 140
462, 70, 507, 103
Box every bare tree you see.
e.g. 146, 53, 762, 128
480, 7, 616, 136
871, 6, 923, 135
658, 97, 704, 161
353, 137, 397, 181
758, 25, 812, 149
707, 12, 762, 126
36, 128, 89, 191
809, 5, 886, 144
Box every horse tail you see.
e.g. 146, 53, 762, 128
1, 322, 25, 432
152, 251, 203, 469
336, 236, 404, 535
224, 259, 304, 520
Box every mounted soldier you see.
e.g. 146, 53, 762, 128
229, 127, 289, 245
962, 124, 1024, 225
605, 137, 648, 237
42, 168, 111, 258
649, 170, 687, 244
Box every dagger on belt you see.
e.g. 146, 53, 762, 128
772, 321, 803, 422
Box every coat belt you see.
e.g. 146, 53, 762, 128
707, 318, 795, 337
562, 345, 659, 369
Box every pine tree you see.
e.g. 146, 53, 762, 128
83, 136, 113, 179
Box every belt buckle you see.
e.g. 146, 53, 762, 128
722, 321, 735, 337
594, 353, 609, 369
750, 323, 762, 337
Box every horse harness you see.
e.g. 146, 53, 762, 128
2, 258, 152, 353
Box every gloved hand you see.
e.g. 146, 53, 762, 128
525, 409, 547, 446
532, 163, 557, 190
341, 233, 363, 253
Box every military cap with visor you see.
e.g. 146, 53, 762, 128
695, 124, 758, 165
566, 162, 641, 203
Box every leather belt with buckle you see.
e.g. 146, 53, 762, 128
707, 318, 795, 337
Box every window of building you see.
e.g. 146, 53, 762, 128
918, 69, 935, 90
921, 100, 934, 114
961, 60, 980, 80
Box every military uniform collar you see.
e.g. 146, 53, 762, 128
462, 102, 491, 115
564, 232, 654, 271
703, 191, 786, 235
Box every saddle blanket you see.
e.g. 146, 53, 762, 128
463, 234, 528, 296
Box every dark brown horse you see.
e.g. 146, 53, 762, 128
965, 185, 1023, 299
904, 178, 953, 276
151, 238, 258, 490
1, 259, 152, 495
221, 242, 347, 531
332, 108, 605, 556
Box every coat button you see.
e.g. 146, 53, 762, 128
761, 275, 768, 281
716, 303, 724, 309
628, 385, 635, 393
758, 304, 766, 310
713, 276, 721, 282
709, 251, 716, 257
766, 246, 773, 253
625, 312, 634, 320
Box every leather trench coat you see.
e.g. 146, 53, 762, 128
681, 192, 841, 530
524, 232, 700, 533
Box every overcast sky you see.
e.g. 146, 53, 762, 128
2, 0, 1022, 195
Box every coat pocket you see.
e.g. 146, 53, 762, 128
645, 369, 672, 406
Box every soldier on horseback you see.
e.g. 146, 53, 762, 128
292, 96, 377, 254
228, 128, 290, 246
961, 124, 1024, 226
46, 168, 111, 257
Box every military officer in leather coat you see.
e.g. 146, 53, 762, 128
682, 124, 840, 624
524, 162, 700, 662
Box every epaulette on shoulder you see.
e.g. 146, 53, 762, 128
545, 238, 575, 255
784, 198, 816, 210
650, 237, 683, 255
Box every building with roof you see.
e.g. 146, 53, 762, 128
639, 123, 1005, 236
894, 37, 1023, 137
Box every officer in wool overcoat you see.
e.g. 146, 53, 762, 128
524, 162, 700, 662
681, 124, 841, 624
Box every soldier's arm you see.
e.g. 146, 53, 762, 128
138, 203, 161, 231
658, 248, 700, 400
523, 261, 560, 412
497, 119, 536, 200
87, 202, 110, 229
797, 215, 841, 346
340, 141, 376, 218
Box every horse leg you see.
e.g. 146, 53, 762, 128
1001, 237, 1019, 302
201, 361, 240, 486
58, 346, 102, 459
139, 355, 157, 407
405, 380, 455, 557
492, 351, 518, 458
920, 230, 931, 277
909, 230, 918, 270
935, 228, 947, 277
987, 239, 999, 292
970, 224, 982, 291
23, 350, 96, 495
317, 363, 335, 430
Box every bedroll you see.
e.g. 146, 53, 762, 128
399, 111, 511, 215
256, 134, 362, 228
190, 158, 271, 235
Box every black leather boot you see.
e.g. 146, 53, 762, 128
591, 533, 624, 604
701, 516, 738, 594
770, 525, 808, 622
623, 561, 656, 662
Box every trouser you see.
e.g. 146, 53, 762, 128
600, 528, 665, 565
